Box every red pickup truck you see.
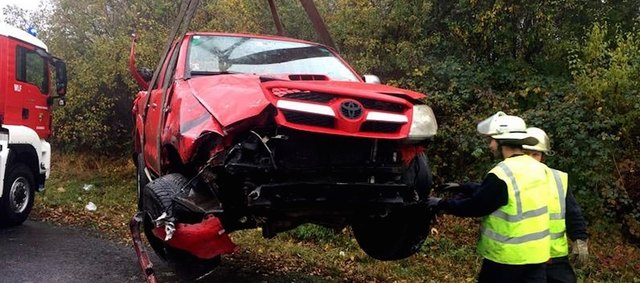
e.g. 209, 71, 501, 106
130, 30, 438, 279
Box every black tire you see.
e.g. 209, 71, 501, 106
143, 173, 191, 260
352, 204, 433, 261
141, 173, 221, 280
0, 164, 35, 228
351, 153, 434, 260
136, 154, 149, 211
402, 152, 433, 201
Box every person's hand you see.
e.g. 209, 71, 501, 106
436, 182, 460, 192
571, 239, 589, 268
427, 197, 442, 209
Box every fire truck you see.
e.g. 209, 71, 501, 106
0, 23, 67, 227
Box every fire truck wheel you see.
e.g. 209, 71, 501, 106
142, 173, 221, 279
135, 154, 148, 211
0, 164, 35, 228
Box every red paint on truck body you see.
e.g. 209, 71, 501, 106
0, 30, 52, 138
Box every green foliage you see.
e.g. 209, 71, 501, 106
3, 0, 180, 154
565, 23, 640, 234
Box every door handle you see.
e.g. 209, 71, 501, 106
22, 108, 29, 119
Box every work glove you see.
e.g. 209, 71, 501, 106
570, 239, 589, 268
427, 197, 442, 209
436, 182, 479, 199
436, 182, 461, 191
435, 183, 462, 199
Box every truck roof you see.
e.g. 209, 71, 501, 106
0, 22, 48, 51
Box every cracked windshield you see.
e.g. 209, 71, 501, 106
188, 35, 359, 81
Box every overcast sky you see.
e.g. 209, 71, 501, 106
0, 0, 45, 21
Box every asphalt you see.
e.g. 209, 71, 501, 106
0, 220, 332, 283
0, 220, 176, 283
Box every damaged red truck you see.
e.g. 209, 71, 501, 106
129, 3, 438, 280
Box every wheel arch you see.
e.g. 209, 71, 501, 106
8, 144, 42, 188
1, 125, 48, 190
161, 144, 186, 175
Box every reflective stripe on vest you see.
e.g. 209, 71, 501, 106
549, 169, 569, 257
550, 170, 566, 220
477, 155, 551, 264
481, 226, 550, 244
490, 163, 549, 222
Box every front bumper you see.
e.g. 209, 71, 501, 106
247, 182, 415, 212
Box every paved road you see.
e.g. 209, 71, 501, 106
0, 220, 171, 283
0, 220, 331, 283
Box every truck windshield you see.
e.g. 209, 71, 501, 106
187, 35, 359, 82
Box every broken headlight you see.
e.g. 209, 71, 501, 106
407, 104, 438, 141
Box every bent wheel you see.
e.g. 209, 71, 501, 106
141, 173, 221, 280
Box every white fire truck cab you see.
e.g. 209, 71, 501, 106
0, 23, 67, 227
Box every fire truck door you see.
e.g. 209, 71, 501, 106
14, 45, 51, 138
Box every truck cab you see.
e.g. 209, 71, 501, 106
0, 23, 67, 227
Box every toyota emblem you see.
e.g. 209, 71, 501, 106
340, 100, 363, 120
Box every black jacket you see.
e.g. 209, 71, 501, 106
439, 169, 588, 241
564, 175, 588, 241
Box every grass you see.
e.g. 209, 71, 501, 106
33, 154, 138, 241
32, 153, 640, 283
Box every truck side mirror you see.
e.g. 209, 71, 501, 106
363, 74, 381, 84
47, 96, 66, 106
138, 67, 153, 82
55, 61, 68, 96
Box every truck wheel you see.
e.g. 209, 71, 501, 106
352, 153, 434, 260
352, 204, 432, 260
141, 173, 221, 280
0, 164, 35, 228
141, 175, 176, 261
403, 152, 433, 201
136, 154, 149, 211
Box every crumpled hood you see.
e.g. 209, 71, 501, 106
187, 74, 271, 127
186, 74, 426, 127
299, 80, 426, 102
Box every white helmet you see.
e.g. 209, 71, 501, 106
523, 127, 551, 153
477, 111, 538, 146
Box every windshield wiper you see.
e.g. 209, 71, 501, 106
230, 46, 330, 65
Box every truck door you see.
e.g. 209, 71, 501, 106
143, 41, 181, 173
12, 44, 51, 138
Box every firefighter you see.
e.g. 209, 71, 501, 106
428, 112, 553, 283
523, 127, 589, 283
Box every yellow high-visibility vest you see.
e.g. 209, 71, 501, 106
549, 169, 569, 257
477, 155, 552, 264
